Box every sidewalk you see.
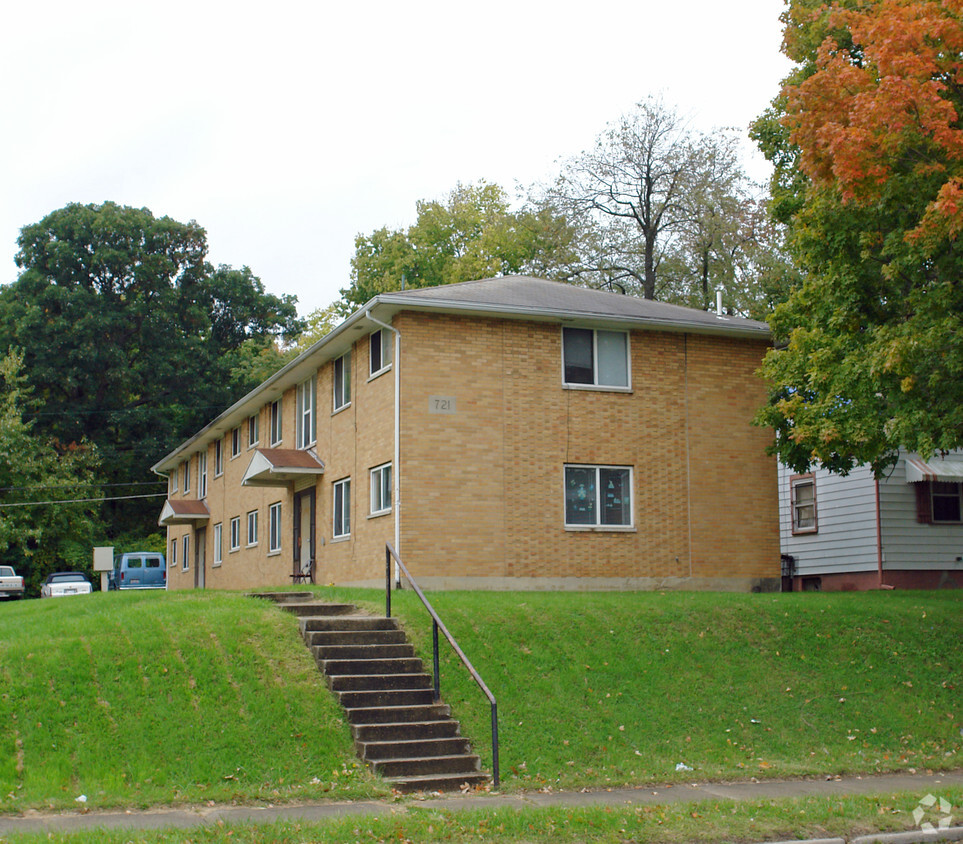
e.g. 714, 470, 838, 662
0, 770, 961, 840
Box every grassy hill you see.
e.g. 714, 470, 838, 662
0, 587, 960, 814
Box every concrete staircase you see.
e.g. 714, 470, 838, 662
252, 591, 489, 792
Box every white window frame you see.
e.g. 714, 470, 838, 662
296, 376, 317, 449
170, 539, 177, 568
231, 426, 241, 458
171, 469, 178, 494
333, 352, 351, 412
269, 502, 282, 553
561, 327, 630, 390
333, 477, 351, 539
270, 399, 282, 446
214, 438, 224, 477
790, 474, 818, 534
182, 535, 190, 571
182, 459, 190, 494
247, 509, 258, 546
213, 523, 223, 566
229, 516, 241, 551
370, 463, 392, 517
248, 413, 259, 448
564, 464, 634, 529
198, 451, 208, 499
369, 328, 392, 377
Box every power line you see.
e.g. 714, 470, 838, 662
0, 481, 165, 493
0, 493, 167, 509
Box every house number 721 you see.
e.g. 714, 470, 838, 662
428, 396, 456, 414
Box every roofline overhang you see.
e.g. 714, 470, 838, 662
152, 282, 769, 473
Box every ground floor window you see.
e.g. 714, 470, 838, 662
334, 478, 351, 538
247, 510, 258, 546
790, 474, 817, 533
230, 516, 241, 551
932, 481, 962, 523
370, 463, 391, 516
564, 464, 632, 527
170, 539, 177, 568
269, 502, 282, 553
182, 535, 189, 571
213, 523, 223, 565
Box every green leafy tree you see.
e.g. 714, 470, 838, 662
0, 351, 102, 594
292, 302, 343, 354
341, 181, 578, 313
0, 202, 303, 535
753, 0, 963, 476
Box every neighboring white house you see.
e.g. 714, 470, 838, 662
779, 451, 963, 591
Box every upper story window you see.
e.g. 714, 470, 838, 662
248, 413, 259, 448
333, 351, 351, 411
170, 469, 178, 494
369, 329, 392, 377
790, 474, 817, 534
214, 438, 223, 477
296, 376, 316, 449
182, 459, 191, 494
270, 399, 282, 446
564, 464, 633, 528
231, 426, 241, 458
198, 451, 208, 499
562, 327, 629, 389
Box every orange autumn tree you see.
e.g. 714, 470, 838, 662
754, 0, 963, 475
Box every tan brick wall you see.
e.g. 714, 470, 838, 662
163, 311, 778, 591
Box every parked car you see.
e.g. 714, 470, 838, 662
0, 566, 25, 600
40, 572, 93, 598
108, 552, 167, 590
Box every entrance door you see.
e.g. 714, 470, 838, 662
293, 489, 317, 582
194, 527, 206, 589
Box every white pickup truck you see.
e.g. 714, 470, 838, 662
0, 566, 25, 600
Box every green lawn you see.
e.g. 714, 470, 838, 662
0, 587, 960, 817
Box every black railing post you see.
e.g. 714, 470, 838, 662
491, 702, 500, 788
432, 619, 440, 702
385, 545, 392, 618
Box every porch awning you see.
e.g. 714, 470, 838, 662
242, 448, 325, 487
158, 499, 211, 527
905, 455, 963, 484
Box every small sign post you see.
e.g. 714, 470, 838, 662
93, 546, 114, 592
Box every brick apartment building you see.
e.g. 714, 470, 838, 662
152, 276, 780, 592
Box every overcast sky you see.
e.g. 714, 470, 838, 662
1, 0, 791, 317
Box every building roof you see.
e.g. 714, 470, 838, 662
151, 276, 770, 474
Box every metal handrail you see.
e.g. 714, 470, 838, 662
385, 543, 499, 787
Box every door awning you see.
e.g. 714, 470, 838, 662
905, 455, 963, 484
158, 499, 211, 527
242, 448, 325, 487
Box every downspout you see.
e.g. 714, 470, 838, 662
365, 308, 402, 586
875, 477, 886, 588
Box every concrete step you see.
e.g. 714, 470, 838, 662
304, 629, 408, 647
319, 657, 425, 676
249, 591, 313, 603
338, 687, 435, 709
327, 673, 433, 692
345, 702, 450, 725
281, 602, 357, 617
312, 642, 415, 661
382, 771, 490, 793
351, 719, 462, 744
300, 616, 399, 633
368, 753, 481, 779
357, 736, 472, 760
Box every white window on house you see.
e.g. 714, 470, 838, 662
231, 426, 241, 458
564, 464, 633, 528
931, 481, 963, 523
562, 327, 630, 389
333, 478, 351, 538
214, 438, 224, 477
171, 469, 178, 494
790, 474, 817, 534
269, 502, 282, 553
170, 539, 177, 568
229, 516, 241, 551
248, 413, 259, 448
247, 509, 258, 546
213, 523, 223, 566
333, 352, 351, 411
198, 451, 208, 499
369, 328, 392, 377
296, 376, 316, 449
182, 534, 190, 571
183, 459, 191, 494
370, 463, 392, 516
270, 399, 282, 446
